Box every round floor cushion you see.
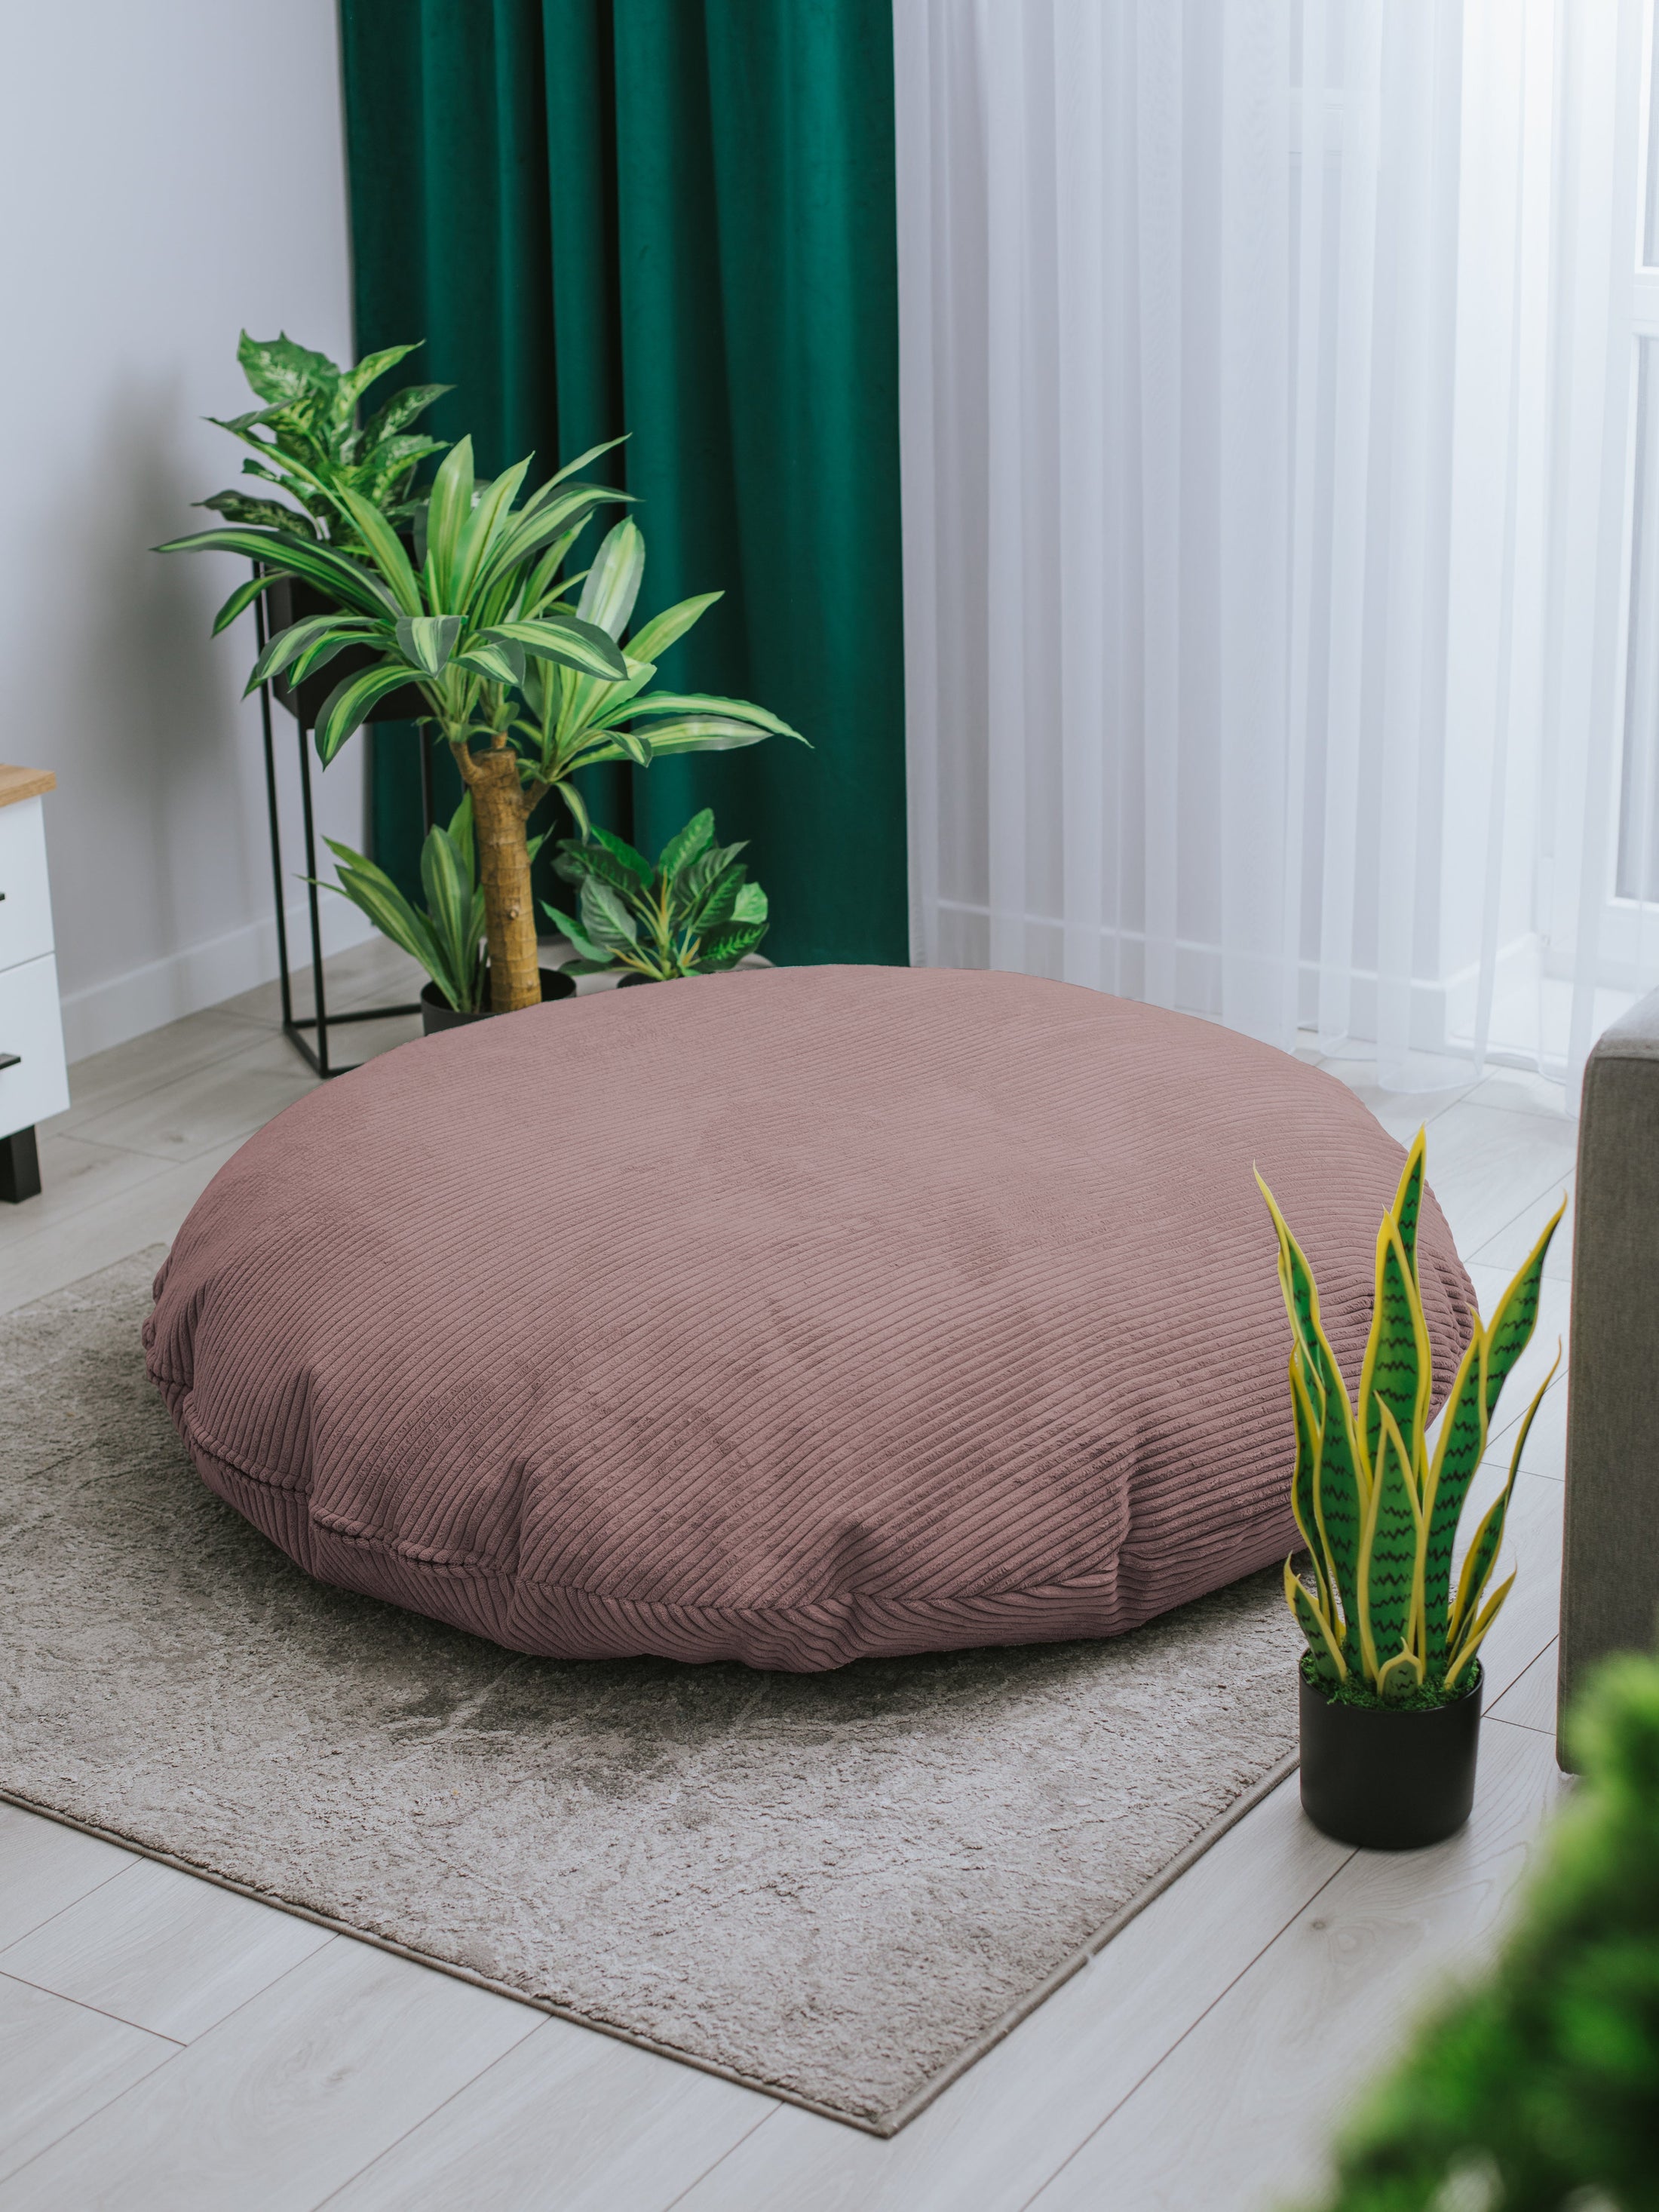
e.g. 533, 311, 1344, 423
146, 966, 1475, 1673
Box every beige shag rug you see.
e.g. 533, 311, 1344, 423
0, 1253, 1298, 2132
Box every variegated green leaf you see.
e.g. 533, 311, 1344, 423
452, 641, 525, 687
577, 519, 646, 641
618, 691, 805, 740
394, 615, 462, 677
487, 616, 627, 680
423, 435, 475, 602
314, 661, 423, 764
622, 591, 721, 667
333, 486, 423, 613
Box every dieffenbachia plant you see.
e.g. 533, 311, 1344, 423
198, 330, 452, 545
1258, 1131, 1564, 1706
159, 437, 804, 1016
544, 809, 768, 980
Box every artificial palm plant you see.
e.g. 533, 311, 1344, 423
198, 331, 450, 544
1259, 1131, 1564, 1706
159, 437, 802, 1013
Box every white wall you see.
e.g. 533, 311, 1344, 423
0, 0, 375, 1063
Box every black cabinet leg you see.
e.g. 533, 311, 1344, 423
1, 1125, 41, 1204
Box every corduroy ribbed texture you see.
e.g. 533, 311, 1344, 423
145, 967, 1475, 1671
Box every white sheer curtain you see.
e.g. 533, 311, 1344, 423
894, 0, 1647, 1095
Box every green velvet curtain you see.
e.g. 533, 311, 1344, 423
337, 0, 907, 968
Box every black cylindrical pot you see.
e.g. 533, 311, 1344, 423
265, 574, 427, 727
1299, 1666, 1483, 1850
420, 968, 575, 1036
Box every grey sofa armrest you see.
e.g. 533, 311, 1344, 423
1558, 986, 1659, 1763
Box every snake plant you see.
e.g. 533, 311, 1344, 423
198, 330, 451, 544
1259, 1131, 1564, 1707
544, 809, 768, 980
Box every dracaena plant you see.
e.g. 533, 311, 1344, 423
320, 796, 544, 1016
159, 434, 805, 1016
158, 435, 635, 1011
544, 810, 768, 980
199, 330, 452, 544
1258, 1131, 1564, 1708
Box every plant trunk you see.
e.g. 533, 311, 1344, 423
466, 745, 541, 1013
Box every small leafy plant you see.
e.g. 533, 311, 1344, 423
199, 330, 451, 543
319, 796, 545, 1016
544, 810, 768, 981
1258, 1131, 1564, 1708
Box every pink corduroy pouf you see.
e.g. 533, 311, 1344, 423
145, 965, 1475, 1671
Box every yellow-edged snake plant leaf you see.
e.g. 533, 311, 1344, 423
1421, 1333, 1491, 1675
1288, 1353, 1338, 1625
1446, 1571, 1516, 1692
1357, 1212, 1432, 1476
1285, 1558, 1347, 1683
1391, 1126, 1428, 1284
1358, 1400, 1423, 1690
1480, 1201, 1565, 1426
1258, 1169, 1366, 1635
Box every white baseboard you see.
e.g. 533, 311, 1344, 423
59, 899, 379, 1066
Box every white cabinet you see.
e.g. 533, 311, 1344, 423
0, 769, 68, 1200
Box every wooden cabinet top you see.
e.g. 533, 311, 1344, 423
0, 766, 56, 808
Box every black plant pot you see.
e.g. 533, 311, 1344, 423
1299, 1666, 1483, 1850
419, 968, 575, 1036
265, 573, 427, 728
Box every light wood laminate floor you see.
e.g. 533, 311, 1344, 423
0, 945, 1580, 2210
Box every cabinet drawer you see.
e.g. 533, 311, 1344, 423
0, 952, 69, 1134
0, 796, 54, 971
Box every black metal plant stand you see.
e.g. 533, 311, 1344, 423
254, 579, 434, 1078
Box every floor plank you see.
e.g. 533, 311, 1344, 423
0, 1859, 333, 2043
0, 1806, 133, 1950
47, 1010, 267, 1140
0, 1974, 176, 2185
670, 1777, 1351, 2212
1472, 1170, 1576, 1284
65, 1032, 321, 1165
324, 2014, 774, 2212
1488, 1641, 1558, 1737
1025, 1718, 1565, 2212
0, 1939, 539, 2212
0, 1137, 246, 1318
1414, 1101, 1577, 1258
